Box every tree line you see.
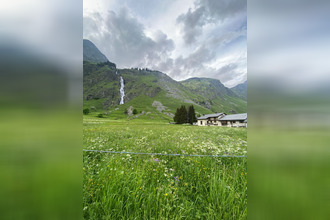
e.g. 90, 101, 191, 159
173, 105, 197, 124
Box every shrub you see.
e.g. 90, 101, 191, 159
97, 113, 104, 118
133, 109, 138, 115
83, 108, 90, 115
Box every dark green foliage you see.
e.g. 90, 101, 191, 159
188, 105, 197, 124
132, 109, 138, 115
174, 105, 197, 124
173, 108, 180, 124
97, 113, 104, 118
83, 108, 90, 115
174, 105, 188, 124
96, 61, 116, 69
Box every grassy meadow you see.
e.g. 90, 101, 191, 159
83, 117, 247, 219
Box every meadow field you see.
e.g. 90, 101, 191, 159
83, 117, 247, 219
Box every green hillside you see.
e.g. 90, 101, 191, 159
83, 39, 246, 121
84, 61, 246, 121
181, 78, 247, 114
231, 81, 247, 100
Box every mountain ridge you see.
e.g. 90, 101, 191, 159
231, 81, 247, 100
83, 39, 110, 63
83, 40, 247, 120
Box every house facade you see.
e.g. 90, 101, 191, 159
219, 113, 247, 127
197, 113, 226, 126
197, 112, 247, 127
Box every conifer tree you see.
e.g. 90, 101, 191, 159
188, 105, 197, 124
174, 105, 188, 124
174, 108, 180, 123
179, 105, 188, 124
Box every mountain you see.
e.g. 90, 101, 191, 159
181, 78, 246, 114
231, 81, 247, 100
83, 40, 247, 121
83, 39, 109, 63
83, 62, 247, 119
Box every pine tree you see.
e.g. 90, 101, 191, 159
174, 105, 188, 124
180, 105, 188, 124
174, 108, 180, 123
188, 105, 197, 124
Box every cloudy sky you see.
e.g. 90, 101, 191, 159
84, 0, 246, 88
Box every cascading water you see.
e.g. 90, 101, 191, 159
119, 76, 125, 104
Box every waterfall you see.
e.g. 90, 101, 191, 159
120, 76, 125, 104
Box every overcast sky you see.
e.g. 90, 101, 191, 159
84, 0, 246, 88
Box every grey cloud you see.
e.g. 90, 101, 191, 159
84, 8, 174, 68
83, 2, 246, 87
180, 46, 215, 70
212, 64, 246, 87
161, 51, 245, 87
177, 0, 246, 44
202, 0, 246, 21
153, 44, 245, 87
176, 7, 207, 44
152, 45, 215, 80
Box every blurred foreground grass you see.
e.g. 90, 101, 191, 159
248, 89, 330, 220
249, 127, 330, 219
0, 109, 82, 219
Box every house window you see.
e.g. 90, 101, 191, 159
200, 121, 203, 125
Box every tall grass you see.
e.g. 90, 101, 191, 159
83, 118, 247, 219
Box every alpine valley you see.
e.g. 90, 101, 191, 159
83, 39, 247, 121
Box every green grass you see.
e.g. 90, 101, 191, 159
83, 117, 247, 219
0, 109, 82, 219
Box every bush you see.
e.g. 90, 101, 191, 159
83, 108, 90, 115
133, 109, 138, 115
97, 113, 104, 118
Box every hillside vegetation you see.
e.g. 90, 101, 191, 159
231, 81, 247, 101
83, 39, 247, 121
84, 62, 246, 120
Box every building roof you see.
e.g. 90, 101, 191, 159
197, 113, 224, 120
219, 113, 247, 121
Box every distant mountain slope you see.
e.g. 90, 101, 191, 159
84, 62, 246, 115
180, 78, 247, 114
83, 40, 247, 120
83, 39, 109, 63
231, 81, 247, 100
180, 77, 237, 99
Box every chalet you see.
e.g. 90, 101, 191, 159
219, 113, 247, 127
197, 113, 226, 126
